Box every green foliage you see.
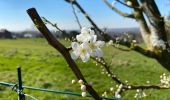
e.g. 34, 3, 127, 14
0, 38, 169, 100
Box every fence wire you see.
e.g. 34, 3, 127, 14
0, 82, 118, 100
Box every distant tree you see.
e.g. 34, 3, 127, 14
0, 29, 13, 39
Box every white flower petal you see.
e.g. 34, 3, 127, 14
76, 34, 84, 42
95, 48, 103, 57
96, 41, 105, 47
89, 29, 95, 35
76, 33, 91, 43
90, 35, 97, 43
80, 53, 90, 62
71, 42, 79, 50
81, 42, 91, 53
71, 51, 79, 60
81, 27, 90, 34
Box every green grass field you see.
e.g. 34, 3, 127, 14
0, 38, 169, 100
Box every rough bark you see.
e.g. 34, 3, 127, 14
140, 0, 169, 48
102, 0, 170, 71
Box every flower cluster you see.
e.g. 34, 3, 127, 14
71, 79, 87, 97
160, 73, 170, 88
134, 89, 147, 99
71, 27, 105, 62
114, 84, 123, 98
102, 91, 108, 97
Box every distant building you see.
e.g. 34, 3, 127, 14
23, 33, 33, 38
0, 29, 13, 39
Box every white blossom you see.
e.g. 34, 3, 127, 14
71, 42, 91, 62
71, 27, 105, 62
76, 27, 96, 43
89, 41, 104, 58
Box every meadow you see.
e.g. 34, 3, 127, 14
0, 38, 169, 100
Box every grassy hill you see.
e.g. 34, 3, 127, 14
0, 38, 169, 100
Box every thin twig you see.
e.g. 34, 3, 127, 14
71, 3, 82, 30
42, 17, 66, 34
102, 0, 135, 19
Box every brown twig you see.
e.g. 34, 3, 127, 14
102, 0, 135, 19
115, 0, 141, 9
91, 56, 170, 95
91, 57, 125, 85
42, 17, 66, 34
71, 3, 82, 30
27, 8, 101, 100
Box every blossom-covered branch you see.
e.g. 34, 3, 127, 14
64, 0, 112, 41
92, 51, 170, 98
27, 8, 101, 100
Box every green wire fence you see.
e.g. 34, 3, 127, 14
0, 68, 118, 100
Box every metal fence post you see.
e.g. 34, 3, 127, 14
17, 67, 25, 100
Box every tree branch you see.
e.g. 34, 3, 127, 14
64, 0, 113, 41
91, 55, 170, 95
27, 8, 101, 100
102, 0, 135, 18
91, 57, 125, 84
42, 17, 67, 34
115, 0, 141, 10
71, 3, 82, 30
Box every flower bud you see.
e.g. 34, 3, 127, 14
71, 80, 76, 84
126, 1, 132, 6
110, 87, 114, 91
81, 92, 86, 97
81, 85, 86, 91
78, 79, 84, 84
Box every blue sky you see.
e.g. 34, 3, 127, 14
0, 0, 169, 31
